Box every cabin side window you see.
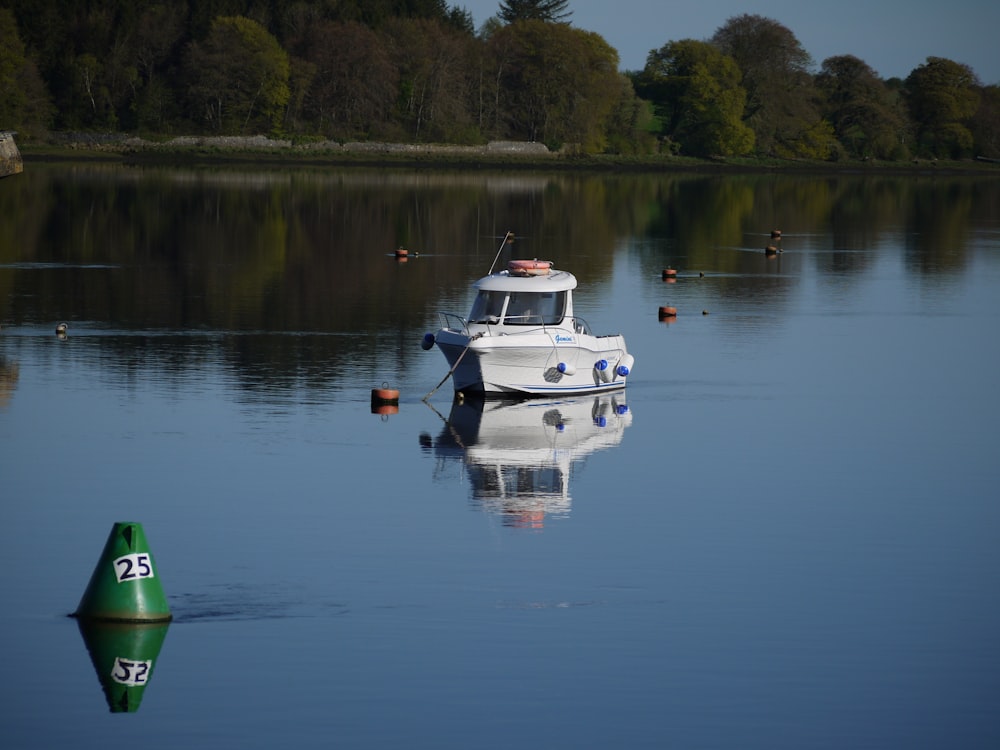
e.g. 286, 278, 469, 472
504, 291, 566, 325
469, 290, 506, 323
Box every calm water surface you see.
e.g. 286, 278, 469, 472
1, 164, 999, 749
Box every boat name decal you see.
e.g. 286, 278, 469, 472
554, 335, 575, 344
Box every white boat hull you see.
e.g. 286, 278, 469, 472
436, 328, 629, 396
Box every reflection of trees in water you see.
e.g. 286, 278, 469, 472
630, 173, 999, 288
2, 166, 997, 389
0, 355, 18, 409
906, 179, 981, 275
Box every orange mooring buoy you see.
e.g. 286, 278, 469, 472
371, 383, 400, 405
662, 267, 678, 280
765, 245, 778, 255
394, 247, 409, 258
770, 229, 782, 239
371, 385, 400, 416
658, 306, 677, 319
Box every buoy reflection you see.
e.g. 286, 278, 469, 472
76, 619, 170, 713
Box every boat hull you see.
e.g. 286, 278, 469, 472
435, 329, 629, 396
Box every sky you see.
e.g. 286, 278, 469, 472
458, 0, 1000, 84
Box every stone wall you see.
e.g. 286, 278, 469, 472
121, 134, 552, 157
0, 132, 23, 178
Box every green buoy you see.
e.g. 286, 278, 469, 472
73, 522, 172, 622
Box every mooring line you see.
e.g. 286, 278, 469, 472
423, 334, 482, 401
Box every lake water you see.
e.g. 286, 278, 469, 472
2, 163, 999, 749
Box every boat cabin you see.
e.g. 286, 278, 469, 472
468, 268, 578, 327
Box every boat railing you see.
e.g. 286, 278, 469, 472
438, 312, 593, 337
438, 311, 472, 334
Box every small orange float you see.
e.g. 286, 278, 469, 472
770, 229, 782, 239
658, 306, 677, 318
662, 267, 677, 279
765, 245, 778, 255
394, 247, 409, 258
508, 259, 552, 276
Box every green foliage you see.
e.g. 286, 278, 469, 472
774, 118, 838, 160
446, 6, 474, 34
969, 85, 1000, 159
132, 3, 187, 131
603, 81, 658, 156
497, 0, 572, 24
0, 8, 27, 122
0, 7, 54, 135
1, 1, 997, 159
184, 16, 290, 134
816, 55, 907, 160
905, 57, 980, 158
486, 20, 624, 153
382, 17, 475, 141
635, 39, 754, 157
293, 20, 397, 140
711, 14, 825, 158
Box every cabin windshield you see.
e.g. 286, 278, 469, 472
504, 291, 566, 325
469, 290, 506, 323
469, 289, 567, 325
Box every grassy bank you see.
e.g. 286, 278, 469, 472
18, 139, 1000, 176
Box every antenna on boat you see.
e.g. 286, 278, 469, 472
487, 231, 515, 275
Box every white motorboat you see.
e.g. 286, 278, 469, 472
422, 394, 633, 528
423, 233, 633, 396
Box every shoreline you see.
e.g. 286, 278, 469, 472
17, 135, 1000, 176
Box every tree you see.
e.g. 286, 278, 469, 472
446, 6, 475, 34
486, 20, 621, 152
636, 39, 753, 157
711, 14, 834, 158
816, 55, 907, 160
904, 57, 980, 158
497, 0, 572, 24
41, 2, 142, 130
184, 16, 290, 134
296, 20, 396, 139
969, 85, 1000, 159
382, 18, 476, 141
0, 7, 53, 136
603, 76, 657, 156
133, 3, 187, 130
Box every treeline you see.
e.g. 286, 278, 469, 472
632, 15, 998, 161
0, 1, 997, 160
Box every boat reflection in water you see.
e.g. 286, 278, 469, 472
422, 394, 632, 529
